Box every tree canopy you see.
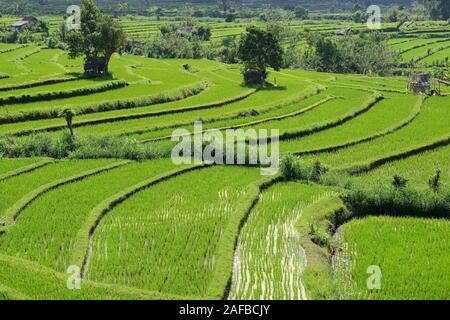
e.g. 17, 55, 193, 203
237, 26, 283, 84
423, 0, 450, 20
66, 0, 126, 75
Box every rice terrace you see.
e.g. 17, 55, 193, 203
0, 0, 448, 303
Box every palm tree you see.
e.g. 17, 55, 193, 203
59, 108, 75, 137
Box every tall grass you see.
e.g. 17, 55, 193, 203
0, 133, 165, 161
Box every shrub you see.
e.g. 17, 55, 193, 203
341, 186, 450, 219
71, 135, 162, 160
0, 81, 207, 124
280, 155, 329, 182
0, 134, 163, 161
280, 154, 299, 180
392, 174, 408, 189
0, 80, 127, 106
309, 223, 331, 247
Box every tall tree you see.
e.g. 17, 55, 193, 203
217, 0, 241, 16
238, 26, 283, 84
423, 0, 450, 19
10, 1, 27, 16
59, 108, 75, 137
66, 0, 126, 76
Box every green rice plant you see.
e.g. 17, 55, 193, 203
229, 182, 338, 300
0, 77, 109, 98
327, 75, 408, 93
420, 47, 450, 65
0, 159, 117, 220
0, 253, 191, 300
350, 144, 450, 190
0, 44, 23, 54
0, 52, 210, 120
282, 94, 419, 154
299, 96, 450, 170
0, 158, 45, 176
402, 40, 450, 62
0, 133, 166, 161
0, 159, 179, 273
0, 81, 208, 124
335, 216, 450, 300
0, 66, 253, 135
19, 49, 68, 77
391, 38, 446, 54
340, 184, 449, 219
0, 46, 40, 77
86, 166, 264, 298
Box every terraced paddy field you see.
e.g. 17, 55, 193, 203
0, 41, 448, 300
335, 216, 450, 300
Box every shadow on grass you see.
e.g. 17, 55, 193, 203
65, 72, 116, 81
239, 82, 287, 91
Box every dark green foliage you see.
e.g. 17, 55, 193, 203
66, 0, 126, 75
300, 31, 399, 75
46, 32, 66, 49
311, 160, 329, 181
0, 1, 410, 17
392, 174, 408, 188
424, 0, 450, 20
308, 223, 331, 247
0, 132, 78, 158
225, 12, 236, 22
145, 33, 203, 59
294, 6, 309, 19
302, 34, 342, 72
70, 135, 163, 160
193, 25, 211, 41
144, 22, 211, 59
238, 26, 283, 84
341, 186, 450, 219
352, 10, 368, 23
280, 154, 329, 182
0, 31, 19, 44
0, 17, 48, 44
